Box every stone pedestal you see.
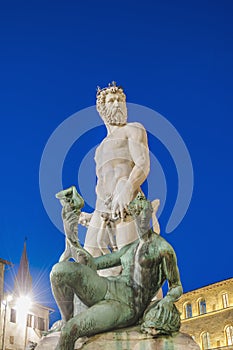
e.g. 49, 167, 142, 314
80, 326, 200, 349
35, 326, 200, 350
35, 332, 60, 349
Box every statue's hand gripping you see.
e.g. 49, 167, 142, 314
112, 180, 133, 219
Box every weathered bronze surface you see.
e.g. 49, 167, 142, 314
51, 192, 183, 350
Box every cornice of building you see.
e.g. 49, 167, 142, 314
32, 302, 55, 313
182, 278, 233, 296
0, 258, 12, 266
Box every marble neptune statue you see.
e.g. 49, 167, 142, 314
51, 192, 182, 350
82, 82, 152, 258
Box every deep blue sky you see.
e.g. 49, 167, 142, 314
0, 0, 232, 323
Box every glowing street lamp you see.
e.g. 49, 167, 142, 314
16, 295, 32, 318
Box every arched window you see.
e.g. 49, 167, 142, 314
201, 332, 211, 350
185, 303, 192, 318
222, 293, 229, 308
225, 326, 233, 345
199, 299, 207, 315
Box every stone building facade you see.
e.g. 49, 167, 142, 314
175, 278, 233, 350
1, 295, 52, 350
0, 241, 53, 349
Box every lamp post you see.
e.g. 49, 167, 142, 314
1, 295, 12, 350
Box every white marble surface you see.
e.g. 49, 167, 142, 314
84, 84, 151, 257
35, 326, 200, 350
35, 332, 60, 350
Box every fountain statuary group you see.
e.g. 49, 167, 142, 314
36, 83, 200, 349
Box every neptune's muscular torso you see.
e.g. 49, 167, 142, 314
95, 124, 140, 211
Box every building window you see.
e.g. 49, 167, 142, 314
38, 317, 45, 331
201, 332, 211, 349
222, 293, 229, 308
199, 299, 207, 315
10, 309, 16, 323
225, 325, 233, 345
9, 336, 14, 344
33, 315, 38, 329
185, 303, 192, 318
27, 314, 33, 327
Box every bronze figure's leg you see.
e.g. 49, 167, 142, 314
50, 261, 108, 321
56, 300, 134, 350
